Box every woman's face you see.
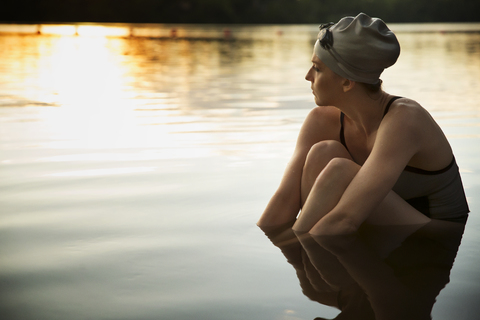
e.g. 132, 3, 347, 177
305, 53, 344, 107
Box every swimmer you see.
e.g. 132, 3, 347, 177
257, 13, 469, 235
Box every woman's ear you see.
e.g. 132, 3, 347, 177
342, 79, 356, 92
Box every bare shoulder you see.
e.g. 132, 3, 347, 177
377, 97, 438, 154
301, 106, 341, 139
379, 96, 452, 168
385, 97, 433, 123
381, 97, 437, 134
292, 106, 342, 154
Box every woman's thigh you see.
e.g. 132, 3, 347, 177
298, 144, 431, 232
295, 157, 359, 232
301, 140, 352, 205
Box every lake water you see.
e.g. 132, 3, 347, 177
1, 23, 480, 320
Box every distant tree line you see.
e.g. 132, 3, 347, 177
2, 0, 480, 24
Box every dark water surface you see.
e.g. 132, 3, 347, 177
1, 23, 480, 320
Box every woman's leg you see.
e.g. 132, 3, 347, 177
294, 156, 358, 232
294, 140, 354, 232
300, 140, 352, 205
294, 141, 431, 234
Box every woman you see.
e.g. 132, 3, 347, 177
257, 13, 469, 235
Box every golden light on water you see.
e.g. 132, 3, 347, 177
33, 35, 137, 150
2, 25, 291, 168
1, 23, 480, 319
2, 23, 480, 167
37, 25, 77, 36
76, 25, 131, 37
0, 24, 133, 37
0, 24, 316, 163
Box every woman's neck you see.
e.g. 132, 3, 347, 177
339, 90, 391, 137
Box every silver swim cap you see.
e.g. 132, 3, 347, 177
314, 13, 400, 84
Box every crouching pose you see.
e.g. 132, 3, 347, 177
257, 13, 469, 235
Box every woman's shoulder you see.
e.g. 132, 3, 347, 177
298, 106, 342, 143
306, 106, 341, 125
385, 97, 433, 125
382, 97, 453, 170
308, 105, 340, 116
305, 106, 342, 133
389, 97, 428, 113
378, 97, 438, 147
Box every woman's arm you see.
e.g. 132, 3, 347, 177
310, 103, 442, 235
257, 107, 340, 229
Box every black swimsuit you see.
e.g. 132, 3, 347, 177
339, 97, 469, 223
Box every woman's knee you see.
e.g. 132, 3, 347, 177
308, 140, 350, 159
315, 157, 359, 184
304, 140, 351, 173
301, 141, 354, 203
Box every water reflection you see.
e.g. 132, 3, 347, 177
261, 220, 465, 320
384, 32, 480, 114
2, 25, 480, 154
0, 27, 313, 159
0, 24, 479, 319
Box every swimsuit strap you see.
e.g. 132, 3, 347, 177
404, 157, 455, 175
381, 96, 455, 174
340, 96, 402, 151
382, 96, 402, 118
340, 96, 455, 174
339, 112, 349, 152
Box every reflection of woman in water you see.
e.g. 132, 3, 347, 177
257, 13, 469, 235
262, 220, 465, 320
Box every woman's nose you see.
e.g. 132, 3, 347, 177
305, 70, 312, 81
